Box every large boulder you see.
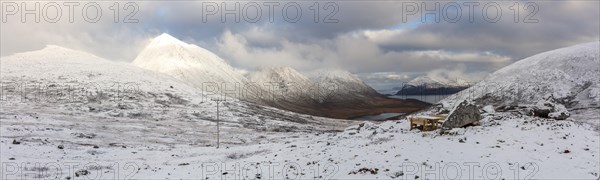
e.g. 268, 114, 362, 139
532, 100, 570, 120
441, 100, 481, 130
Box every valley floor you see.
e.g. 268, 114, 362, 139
1, 107, 598, 179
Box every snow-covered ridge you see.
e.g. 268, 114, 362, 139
440, 41, 600, 111
247, 67, 313, 98
248, 67, 312, 86
308, 68, 379, 96
308, 68, 365, 84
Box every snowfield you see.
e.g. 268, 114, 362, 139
1, 110, 598, 179
1, 42, 599, 179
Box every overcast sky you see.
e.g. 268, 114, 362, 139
1, 0, 598, 89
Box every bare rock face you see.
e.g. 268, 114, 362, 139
441, 100, 481, 130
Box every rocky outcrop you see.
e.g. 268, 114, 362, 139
441, 100, 481, 130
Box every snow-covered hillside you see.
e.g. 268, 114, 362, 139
439, 42, 600, 114
247, 67, 314, 101
308, 69, 380, 101
132, 33, 249, 98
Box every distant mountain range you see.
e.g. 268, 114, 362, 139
394, 76, 473, 96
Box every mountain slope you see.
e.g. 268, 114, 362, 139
247, 68, 430, 119
132, 33, 248, 98
308, 69, 380, 102
247, 67, 314, 101
435, 42, 599, 125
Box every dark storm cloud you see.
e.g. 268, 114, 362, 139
373, 1, 600, 59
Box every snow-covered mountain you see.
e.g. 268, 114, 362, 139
437, 41, 599, 121
395, 76, 471, 95
247, 67, 379, 102
244, 67, 417, 119
132, 33, 248, 98
247, 67, 313, 101
1, 45, 376, 125
308, 69, 380, 101
130, 34, 382, 106
0, 45, 346, 130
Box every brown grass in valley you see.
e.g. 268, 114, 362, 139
261, 95, 431, 120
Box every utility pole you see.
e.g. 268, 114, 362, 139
216, 100, 220, 149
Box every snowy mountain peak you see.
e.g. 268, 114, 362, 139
132, 33, 248, 96
308, 68, 379, 96
2, 45, 105, 64
38, 45, 87, 55
148, 33, 188, 48
43, 45, 74, 51
309, 68, 363, 83
155, 33, 178, 40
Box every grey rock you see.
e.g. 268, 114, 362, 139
442, 100, 481, 130
533, 100, 570, 120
